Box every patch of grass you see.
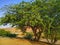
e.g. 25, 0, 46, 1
0, 29, 17, 38
24, 32, 33, 40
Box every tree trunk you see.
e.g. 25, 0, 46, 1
32, 27, 37, 41
32, 26, 43, 41
37, 28, 43, 41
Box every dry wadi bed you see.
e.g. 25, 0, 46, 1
0, 28, 60, 45
0, 37, 48, 45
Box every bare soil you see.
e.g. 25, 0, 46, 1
0, 37, 48, 45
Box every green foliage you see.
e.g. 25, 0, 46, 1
7, 33, 17, 38
0, 29, 17, 38
24, 32, 33, 40
56, 30, 60, 40
0, 0, 60, 43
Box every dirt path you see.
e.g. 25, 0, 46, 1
40, 39, 60, 44
0, 37, 49, 45
0, 37, 32, 45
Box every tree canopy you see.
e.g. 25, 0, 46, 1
0, 0, 60, 43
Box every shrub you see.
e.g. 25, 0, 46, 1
7, 33, 17, 38
0, 29, 17, 38
24, 32, 33, 40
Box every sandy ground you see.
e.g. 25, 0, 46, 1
0, 37, 49, 45
0, 37, 32, 45
40, 39, 60, 44
0, 28, 60, 45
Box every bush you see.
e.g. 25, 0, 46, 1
24, 32, 33, 40
0, 29, 17, 38
7, 33, 17, 38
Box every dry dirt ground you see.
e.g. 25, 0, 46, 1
0, 28, 60, 45
0, 37, 48, 45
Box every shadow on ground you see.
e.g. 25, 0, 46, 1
0, 37, 60, 45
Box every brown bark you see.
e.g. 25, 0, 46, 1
32, 26, 43, 41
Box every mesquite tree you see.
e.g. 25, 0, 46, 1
0, 0, 60, 43
0, 1, 43, 41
